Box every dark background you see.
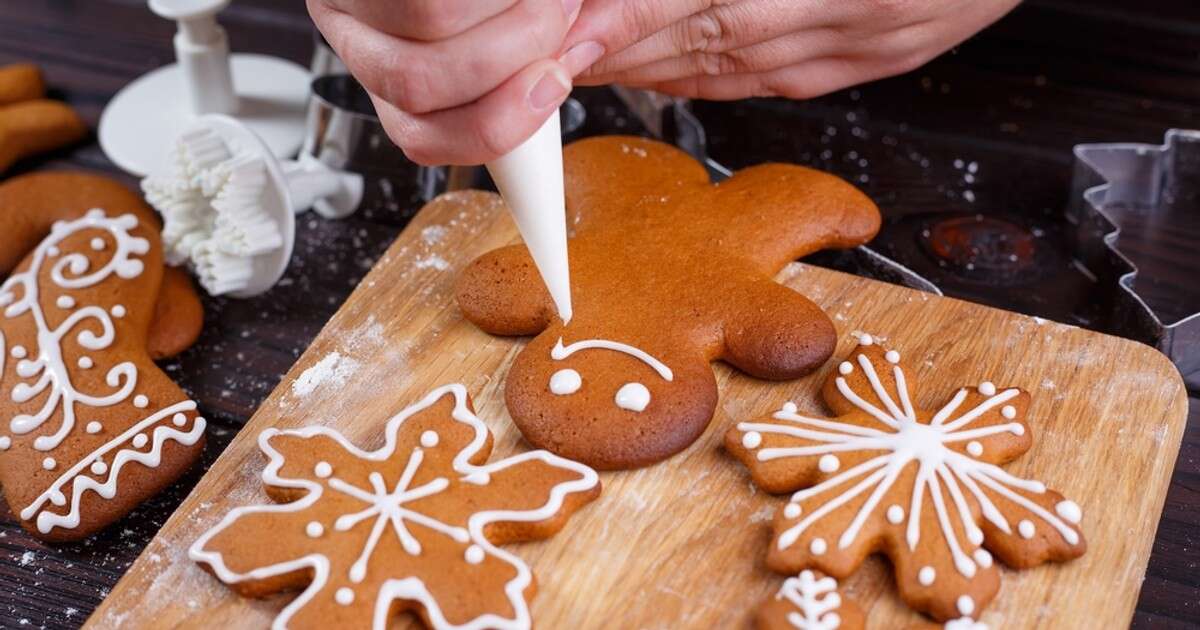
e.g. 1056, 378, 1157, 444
0, 0, 1197, 627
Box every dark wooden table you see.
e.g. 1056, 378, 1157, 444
1, 1, 1197, 628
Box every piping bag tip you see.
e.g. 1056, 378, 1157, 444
485, 110, 574, 325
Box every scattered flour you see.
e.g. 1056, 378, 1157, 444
420, 225, 448, 245
414, 255, 450, 271
749, 505, 775, 523
291, 351, 362, 398
19, 551, 35, 566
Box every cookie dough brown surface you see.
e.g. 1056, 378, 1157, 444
0, 172, 206, 541
456, 136, 880, 470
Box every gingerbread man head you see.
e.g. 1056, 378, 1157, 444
0, 172, 205, 541
456, 136, 880, 469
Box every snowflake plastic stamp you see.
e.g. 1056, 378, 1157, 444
190, 384, 600, 629
727, 335, 1085, 621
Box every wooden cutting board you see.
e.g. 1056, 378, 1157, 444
85, 190, 1188, 629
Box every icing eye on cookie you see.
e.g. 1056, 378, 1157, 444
548, 337, 673, 413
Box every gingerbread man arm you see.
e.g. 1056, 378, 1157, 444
720, 280, 836, 379
456, 244, 555, 336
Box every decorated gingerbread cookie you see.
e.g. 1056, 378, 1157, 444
456, 136, 880, 469
190, 383, 600, 629
0, 172, 206, 541
0, 63, 86, 174
756, 570, 865, 630
726, 334, 1085, 621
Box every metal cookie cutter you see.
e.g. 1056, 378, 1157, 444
610, 87, 942, 296
1068, 129, 1200, 382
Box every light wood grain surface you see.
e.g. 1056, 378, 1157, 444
85, 191, 1188, 629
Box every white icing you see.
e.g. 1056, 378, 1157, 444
420, 430, 439, 448
173, 413, 188, 427
306, 522, 324, 538
1055, 500, 1082, 524
189, 384, 599, 630
90, 237, 106, 251
967, 441, 983, 457
810, 538, 827, 555
818, 454, 840, 473
11, 345, 26, 359
1018, 519, 1035, 539
56, 295, 75, 309
77, 356, 93, 369
973, 548, 992, 568
858, 334, 874, 346
774, 570, 843, 630
742, 431, 762, 449
133, 394, 149, 408
978, 382, 996, 396
90, 460, 107, 475
551, 337, 673, 381
132, 433, 148, 449
957, 595, 975, 616
614, 382, 650, 412
314, 462, 332, 478
1001, 405, 1016, 419
734, 340, 1082, 586
1, 210, 150, 452
464, 545, 485, 564
111, 305, 126, 318
43, 457, 56, 470
784, 503, 802, 519
838, 362, 853, 375
86, 421, 102, 434
945, 618, 989, 630
335, 587, 354, 605
885, 350, 900, 364
0, 436, 9, 450
918, 566, 936, 586
548, 368, 581, 395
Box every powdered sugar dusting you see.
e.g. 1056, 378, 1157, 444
290, 352, 361, 399
414, 255, 449, 271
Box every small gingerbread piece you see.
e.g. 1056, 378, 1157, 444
0, 63, 45, 106
0, 172, 206, 541
726, 335, 1086, 621
191, 384, 600, 629
0, 63, 86, 174
756, 570, 865, 630
456, 136, 880, 469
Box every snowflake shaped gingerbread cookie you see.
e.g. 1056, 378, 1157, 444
756, 570, 865, 630
727, 335, 1085, 621
191, 384, 600, 629
456, 136, 880, 469
0, 173, 205, 541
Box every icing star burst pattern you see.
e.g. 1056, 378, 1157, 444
191, 384, 600, 630
727, 335, 1086, 621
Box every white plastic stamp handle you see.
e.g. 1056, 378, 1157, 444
149, 0, 236, 115
486, 110, 574, 324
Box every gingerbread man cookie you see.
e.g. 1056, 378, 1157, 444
456, 136, 880, 469
191, 384, 600, 629
0, 172, 206, 541
0, 63, 86, 174
756, 570, 865, 630
726, 335, 1086, 621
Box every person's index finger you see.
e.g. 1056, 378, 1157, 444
325, 0, 518, 41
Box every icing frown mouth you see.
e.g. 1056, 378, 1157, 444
546, 337, 672, 413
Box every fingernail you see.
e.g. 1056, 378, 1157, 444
529, 68, 571, 110
562, 0, 583, 20
559, 41, 605, 77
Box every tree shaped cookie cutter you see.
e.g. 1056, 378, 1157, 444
1068, 129, 1200, 382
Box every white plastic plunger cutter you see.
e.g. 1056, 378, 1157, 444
485, 110, 574, 323
98, 0, 309, 176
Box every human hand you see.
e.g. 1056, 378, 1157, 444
560, 0, 1021, 100
308, 0, 598, 165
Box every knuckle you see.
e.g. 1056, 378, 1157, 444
385, 63, 435, 114
865, 0, 917, 18
472, 118, 515, 163
405, 1, 465, 40
684, 11, 724, 52
694, 51, 741, 76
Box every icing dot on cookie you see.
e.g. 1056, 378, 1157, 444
78, 356, 93, 369
781, 402, 798, 414
132, 433, 149, 449
335, 588, 354, 605
615, 382, 650, 412
306, 521, 324, 538
11, 345, 26, 359
886, 504, 904, 524
173, 413, 187, 427
1001, 405, 1017, 419
918, 566, 936, 586
967, 527, 984, 546
885, 350, 901, 363
549, 368, 582, 395
973, 548, 993, 568
56, 295, 75, 309
133, 395, 149, 408
90, 237, 106, 251
111, 305, 126, 318
741, 431, 762, 449
91, 461, 108, 476
462, 471, 490, 485
314, 462, 332, 478
858, 333, 874, 346
967, 441, 983, 457
810, 538, 827, 555
838, 361, 853, 375
957, 595, 975, 616
464, 545, 485, 564
420, 430, 439, 448
1010, 423, 1025, 436
978, 381, 996, 396
1018, 519, 1035, 539
1055, 500, 1082, 524
0, 436, 9, 450
43, 457, 56, 470
818, 454, 840, 473
783, 503, 802, 519
86, 421, 102, 434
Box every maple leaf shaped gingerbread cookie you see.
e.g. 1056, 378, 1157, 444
0, 172, 206, 541
456, 136, 880, 469
190, 384, 600, 630
726, 335, 1086, 621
